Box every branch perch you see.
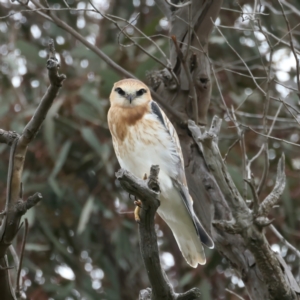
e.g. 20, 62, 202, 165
116, 166, 201, 300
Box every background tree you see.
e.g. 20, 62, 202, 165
0, 0, 300, 299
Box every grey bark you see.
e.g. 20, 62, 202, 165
150, 1, 300, 299
116, 166, 202, 300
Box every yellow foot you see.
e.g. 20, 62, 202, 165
134, 204, 141, 223
134, 200, 142, 223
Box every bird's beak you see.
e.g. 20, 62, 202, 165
126, 94, 134, 103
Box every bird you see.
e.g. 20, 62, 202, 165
107, 78, 214, 267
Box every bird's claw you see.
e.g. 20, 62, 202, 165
134, 200, 142, 208
134, 205, 141, 223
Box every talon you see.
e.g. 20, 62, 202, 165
134, 200, 142, 208
143, 173, 147, 180
134, 205, 141, 223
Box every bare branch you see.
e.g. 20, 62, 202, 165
258, 154, 286, 217
189, 118, 298, 300
16, 219, 28, 297
0, 130, 19, 146
116, 166, 201, 300
0, 40, 64, 300
270, 225, 300, 259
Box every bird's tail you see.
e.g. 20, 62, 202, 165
171, 220, 206, 267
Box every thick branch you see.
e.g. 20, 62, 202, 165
188, 118, 299, 300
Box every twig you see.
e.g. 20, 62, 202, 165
215, 24, 300, 55
277, 0, 300, 97
0, 130, 19, 146
244, 178, 260, 215
258, 154, 286, 217
184, 2, 192, 61
96, 9, 179, 87
0, 39, 63, 300
231, 108, 248, 199
246, 144, 264, 179
223, 137, 240, 161
281, 0, 300, 18
270, 225, 300, 259
16, 219, 29, 297
238, 123, 300, 148
225, 288, 245, 300
213, 21, 266, 95
8, 245, 19, 286
24, 0, 185, 124
165, 0, 191, 8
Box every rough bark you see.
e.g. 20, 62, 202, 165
151, 1, 300, 299
116, 166, 202, 300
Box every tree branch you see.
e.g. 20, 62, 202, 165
188, 118, 299, 300
0, 130, 19, 146
0, 39, 65, 300
116, 166, 201, 300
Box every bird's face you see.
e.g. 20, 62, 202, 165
109, 79, 151, 108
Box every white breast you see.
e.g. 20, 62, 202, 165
115, 113, 180, 192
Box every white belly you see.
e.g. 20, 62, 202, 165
115, 120, 180, 193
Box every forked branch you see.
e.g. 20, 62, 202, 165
188, 118, 299, 300
0, 39, 65, 300
116, 166, 201, 300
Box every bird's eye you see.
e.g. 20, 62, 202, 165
115, 87, 125, 96
136, 88, 147, 97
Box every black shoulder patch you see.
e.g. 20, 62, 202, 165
194, 217, 214, 249
151, 101, 166, 128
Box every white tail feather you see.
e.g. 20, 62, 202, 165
171, 222, 206, 267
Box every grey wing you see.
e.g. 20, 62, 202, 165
150, 101, 186, 183
171, 178, 214, 248
150, 101, 214, 249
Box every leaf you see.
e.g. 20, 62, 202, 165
178, 272, 193, 287
21, 206, 36, 228
199, 279, 212, 300
38, 217, 70, 258
44, 99, 64, 159
74, 103, 100, 124
0, 102, 9, 118
99, 68, 120, 96
48, 177, 64, 198
81, 127, 109, 161
25, 243, 50, 251
15, 40, 44, 66
70, 44, 99, 61
0, 144, 7, 155
77, 196, 95, 235
50, 140, 72, 178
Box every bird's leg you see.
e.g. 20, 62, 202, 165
134, 173, 148, 223
134, 200, 142, 223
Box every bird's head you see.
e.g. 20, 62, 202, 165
109, 79, 151, 108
